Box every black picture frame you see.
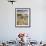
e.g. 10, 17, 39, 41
15, 8, 31, 28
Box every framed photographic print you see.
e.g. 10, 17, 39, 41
15, 8, 31, 27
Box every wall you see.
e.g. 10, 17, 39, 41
0, 0, 46, 42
